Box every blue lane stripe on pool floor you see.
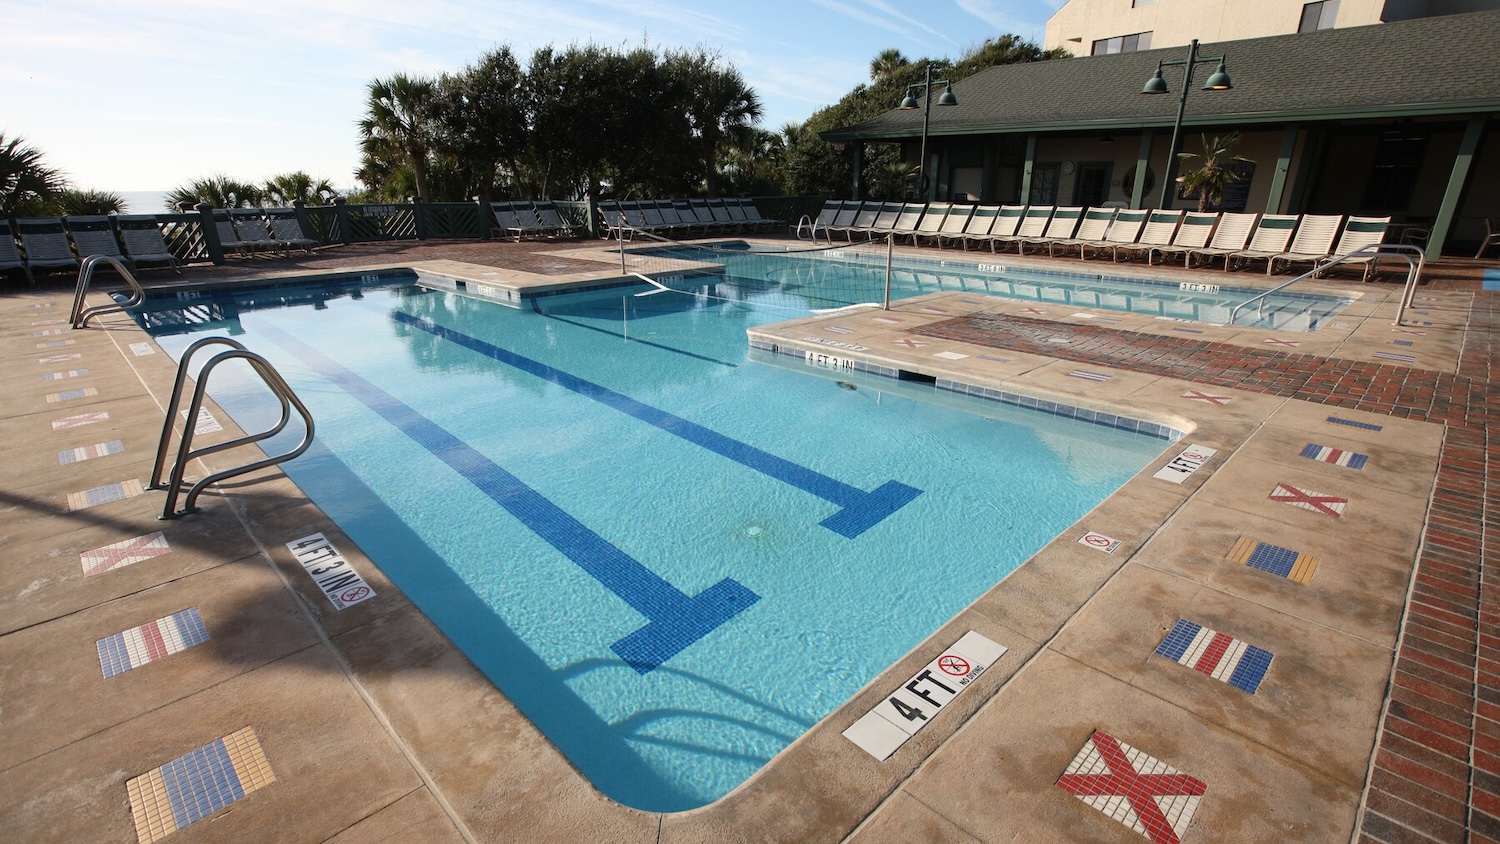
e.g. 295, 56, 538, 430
256, 322, 759, 674
389, 310, 921, 538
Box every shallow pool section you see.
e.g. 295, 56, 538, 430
134, 272, 1166, 811
634, 242, 1353, 331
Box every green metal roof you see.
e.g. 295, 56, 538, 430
822, 11, 1500, 142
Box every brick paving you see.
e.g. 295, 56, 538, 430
916, 287, 1497, 843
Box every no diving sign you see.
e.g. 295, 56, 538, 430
842, 631, 1008, 761
1152, 443, 1218, 484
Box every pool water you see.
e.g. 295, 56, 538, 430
136, 271, 1166, 811
633, 243, 1354, 331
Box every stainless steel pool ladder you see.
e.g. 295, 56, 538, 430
70, 255, 147, 328
151, 337, 315, 519
1228, 243, 1426, 328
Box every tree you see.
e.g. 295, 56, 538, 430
360, 74, 439, 201
1176, 132, 1252, 212
0, 133, 66, 217
869, 48, 909, 81
263, 172, 338, 206
430, 47, 526, 201
166, 175, 263, 209
670, 49, 764, 196
58, 188, 124, 215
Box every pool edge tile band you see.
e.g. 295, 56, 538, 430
255, 322, 759, 674
390, 310, 922, 538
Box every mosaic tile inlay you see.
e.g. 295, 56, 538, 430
59, 439, 125, 465
1269, 482, 1347, 516
1326, 416, 1382, 432
97, 607, 210, 678
52, 411, 110, 430
67, 479, 145, 511
1227, 536, 1319, 584
46, 387, 99, 403
1155, 619, 1273, 694
1057, 730, 1206, 844
81, 531, 171, 577
126, 727, 275, 844
1299, 443, 1369, 469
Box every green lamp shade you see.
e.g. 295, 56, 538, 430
1142, 68, 1169, 94
937, 85, 958, 106
1202, 61, 1232, 90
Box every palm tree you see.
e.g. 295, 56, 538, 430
263, 172, 338, 206
360, 74, 438, 201
0, 133, 67, 217
678, 56, 763, 197
59, 188, 124, 216
1176, 132, 1253, 212
869, 48, 909, 81
166, 175, 263, 209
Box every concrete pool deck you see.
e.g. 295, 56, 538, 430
0, 237, 1492, 843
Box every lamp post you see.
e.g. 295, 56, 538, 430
1141, 39, 1233, 209
899, 65, 958, 199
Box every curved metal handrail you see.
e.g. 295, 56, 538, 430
1228, 242, 1426, 328
71, 255, 147, 328
150, 336, 251, 489
157, 345, 315, 519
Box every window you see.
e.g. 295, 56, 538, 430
1360, 129, 1428, 213
1299, 0, 1341, 32
1091, 31, 1153, 55
1132, 0, 1157, 6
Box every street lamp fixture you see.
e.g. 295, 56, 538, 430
899, 64, 958, 198
1141, 38, 1233, 209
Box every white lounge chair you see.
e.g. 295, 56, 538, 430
1224, 214, 1300, 272
990, 206, 1053, 253
1314, 216, 1391, 281
1048, 207, 1117, 258
1266, 214, 1343, 275
795, 201, 842, 241
965, 205, 1024, 251
1078, 209, 1149, 261
1148, 212, 1219, 266
929, 203, 972, 248
1184, 212, 1259, 269
1113, 210, 1183, 262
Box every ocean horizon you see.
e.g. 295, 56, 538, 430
119, 190, 173, 214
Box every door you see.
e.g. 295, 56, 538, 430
1073, 162, 1113, 206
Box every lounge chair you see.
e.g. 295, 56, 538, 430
265, 210, 318, 252
989, 206, 1054, 253
795, 200, 843, 241
851, 202, 905, 241
534, 202, 577, 238
1148, 212, 1219, 266
1077, 209, 1149, 260
1113, 210, 1183, 262
930, 204, 974, 249
230, 210, 283, 253
1266, 214, 1343, 275
1223, 215, 1300, 272
1016, 206, 1083, 255
886, 203, 927, 243
963, 205, 1022, 251
908, 202, 952, 246
640, 201, 694, 236
686, 199, 736, 234
15, 217, 79, 279
830, 202, 879, 241
214, 213, 256, 256
0, 219, 29, 283
733, 198, 781, 230
1184, 212, 1258, 268
1047, 207, 1117, 257
705, 199, 740, 231
1477, 217, 1500, 259
117, 216, 181, 273
64, 216, 128, 264
654, 201, 701, 236
1314, 216, 1391, 281
599, 202, 634, 240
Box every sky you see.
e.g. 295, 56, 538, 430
1, 0, 1062, 195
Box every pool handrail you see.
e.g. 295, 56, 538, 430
1228, 242, 1426, 328
70, 255, 147, 328
155, 338, 315, 519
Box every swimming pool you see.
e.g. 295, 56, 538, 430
132, 270, 1168, 811
630, 241, 1354, 331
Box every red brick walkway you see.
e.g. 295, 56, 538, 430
916, 295, 1496, 843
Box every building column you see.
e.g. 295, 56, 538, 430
1019, 134, 1038, 204
1427, 114, 1487, 256
1130, 131, 1153, 209
1263, 125, 1300, 215
851, 143, 865, 200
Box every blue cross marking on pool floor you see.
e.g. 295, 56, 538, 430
257, 323, 758, 674
391, 311, 922, 538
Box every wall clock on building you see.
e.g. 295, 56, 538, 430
1060, 161, 1076, 175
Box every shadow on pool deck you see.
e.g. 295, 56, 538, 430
1, 236, 1494, 843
